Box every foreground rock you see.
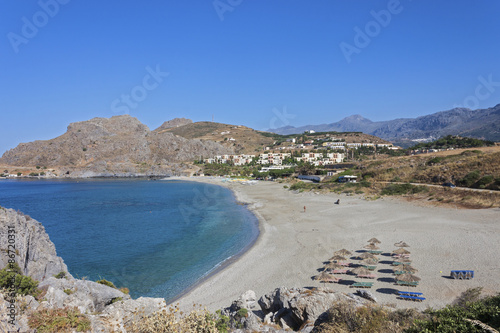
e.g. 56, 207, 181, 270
0, 208, 166, 332
223, 287, 370, 332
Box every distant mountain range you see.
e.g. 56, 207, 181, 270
270, 104, 500, 147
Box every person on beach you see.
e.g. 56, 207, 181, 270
304, 206, 306, 212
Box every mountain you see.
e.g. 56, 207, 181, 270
0, 115, 232, 177
271, 104, 500, 146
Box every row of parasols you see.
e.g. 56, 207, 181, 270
313, 238, 421, 286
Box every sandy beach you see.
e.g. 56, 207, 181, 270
174, 177, 500, 312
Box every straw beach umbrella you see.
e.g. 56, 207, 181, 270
394, 241, 410, 248
313, 272, 338, 283
361, 258, 379, 266
358, 253, 377, 260
364, 243, 380, 250
351, 266, 371, 276
393, 248, 411, 255
368, 238, 381, 244
396, 273, 421, 283
399, 265, 418, 273
334, 249, 352, 256
396, 257, 412, 263
328, 255, 347, 262
324, 263, 344, 271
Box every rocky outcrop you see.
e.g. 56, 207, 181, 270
0, 208, 69, 281
0, 115, 232, 176
0, 208, 167, 333
155, 117, 193, 130
223, 287, 369, 332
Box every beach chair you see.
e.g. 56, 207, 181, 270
368, 250, 383, 254
332, 269, 348, 274
451, 270, 474, 279
358, 274, 377, 279
363, 265, 377, 270
396, 281, 419, 287
350, 282, 374, 288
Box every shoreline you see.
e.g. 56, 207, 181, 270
164, 176, 265, 305
173, 177, 500, 312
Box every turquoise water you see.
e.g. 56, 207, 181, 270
0, 179, 258, 300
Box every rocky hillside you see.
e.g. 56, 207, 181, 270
272, 104, 500, 146
0, 115, 232, 177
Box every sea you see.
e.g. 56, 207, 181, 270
0, 178, 259, 301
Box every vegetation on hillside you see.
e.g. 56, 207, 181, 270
409, 135, 495, 150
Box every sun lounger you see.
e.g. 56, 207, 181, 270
392, 254, 410, 258
368, 250, 383, 254
398, 291, 423, 296
450, 270, 474, 279
396, 281, 419, 287
393, 270, 413, 275
338, 262, 351, 267
363, 265, 377, 270
357, 274, 377, 279
331, 269, 349, 274
350, 282, 374, 288
398, 295, 425, 302
392, 261, 411, 266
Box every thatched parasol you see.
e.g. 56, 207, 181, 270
399, 265, 418, 273
313, 272, 338, 283
394, 241, 410, 248
328, 255, 347, 262
395, 258, 412, 263
358, 252, 377, 260
363, 243, 380, 250
367, 238, 381, 244
324, 262, 344, 271
334, 249, 352, 256
396, 273, 421, 282
392, 248, 411, 255
360, 258, 379, 266
351, 266, 371, 276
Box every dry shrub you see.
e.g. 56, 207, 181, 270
313, 300, 424, 333
28, 306, 91, 332
127, 304, 222, 333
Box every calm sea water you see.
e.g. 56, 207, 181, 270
0, 179, 258, 301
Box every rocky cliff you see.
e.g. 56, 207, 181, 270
0, 115, 232, 177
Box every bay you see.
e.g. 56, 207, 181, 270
0, 178, 258, 301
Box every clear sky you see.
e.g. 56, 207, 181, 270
1, 0, 500, 154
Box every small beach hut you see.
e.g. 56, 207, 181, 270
324, 263, 344, 271
394, 241, 410, 248
399, 265, 418, 273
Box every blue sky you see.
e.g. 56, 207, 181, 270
1, 0, 500, 154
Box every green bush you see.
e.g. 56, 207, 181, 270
0, 263, 39, 297
381, 184, 428, 196
96, 279, 117, 289
54, 271, 67, 279
458, 170, 481, 187
473, 175, 494, 189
